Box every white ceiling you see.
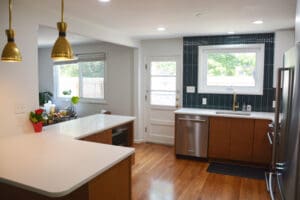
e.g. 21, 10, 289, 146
41, 0, 296, 40
38, 26, 99, 47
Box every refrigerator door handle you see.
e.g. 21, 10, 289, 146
269, 172, 275, 200
276, 173, 285, 200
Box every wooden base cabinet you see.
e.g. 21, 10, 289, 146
208, 117, 231, 159
0, 156, 132, 200
81, 130, 112, 144
252, 120, 272, 164
209, 117, 272, 165
229, 118, 254, 162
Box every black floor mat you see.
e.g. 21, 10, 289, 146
207, 162, 266, 180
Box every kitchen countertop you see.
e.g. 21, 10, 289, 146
43, 114, 136, 139
175, 108, 274, 121
0, 114, 135, 198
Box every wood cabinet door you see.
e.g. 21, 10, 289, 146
229, 118, 255, 162
209, 117, 231, 159
252, 120, 272, 164
81, 130, 112, 144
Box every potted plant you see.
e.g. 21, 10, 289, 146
70, 96, 80, 116
29, 109, 45, 133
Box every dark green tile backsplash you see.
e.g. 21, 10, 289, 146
183, 33, 275, 112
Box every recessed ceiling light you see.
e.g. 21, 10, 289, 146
98, 0, 110, 2
253, 20, 264, 24
228, 31, 235, 34
157, 27, 166, 32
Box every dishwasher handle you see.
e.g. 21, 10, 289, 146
178, 118, 207, 123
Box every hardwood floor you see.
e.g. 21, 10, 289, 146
132, 143, 269, 200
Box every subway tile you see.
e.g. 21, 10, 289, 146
183, 33, 275, 112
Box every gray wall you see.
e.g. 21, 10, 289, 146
38, 42, 134, 117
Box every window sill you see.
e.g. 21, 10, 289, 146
198, 88, 263, 95
54, 97, 107, 105
80, 99, 107, 104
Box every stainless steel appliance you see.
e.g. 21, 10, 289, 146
175, 115, 208, 158
267, 45, 300, 200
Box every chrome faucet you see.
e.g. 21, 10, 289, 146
232, 93, 239, 111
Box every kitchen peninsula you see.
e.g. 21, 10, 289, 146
0, 114, 135, 200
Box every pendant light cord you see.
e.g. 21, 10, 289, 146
9, 0, 12, 30
61, 0, 64, 23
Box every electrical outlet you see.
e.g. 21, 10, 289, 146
272, 101, 276, 108
15, 104, 26, 114
186, 86, 195, 93
202, 98, 207, 105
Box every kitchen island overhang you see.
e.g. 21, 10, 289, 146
0, 114, 135, 200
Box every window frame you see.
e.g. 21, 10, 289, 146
53, 59, 107, 104
146, 56, 181, 109
198, 44, 265, 95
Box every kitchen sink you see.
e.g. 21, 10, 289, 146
215, 111, 251, 116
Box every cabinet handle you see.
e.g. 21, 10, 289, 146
268, 123, 274, 129
267, 132, 273, 145
178, 118, 207, 123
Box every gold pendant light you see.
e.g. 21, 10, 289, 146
51, 0, 74, 61
1, 0, 22, 62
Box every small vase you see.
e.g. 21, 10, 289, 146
33, 122, 43, 133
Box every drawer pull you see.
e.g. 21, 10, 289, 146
178, 118, 207, 123
267, 132, 273, 145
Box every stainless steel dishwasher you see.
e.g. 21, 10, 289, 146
175, 114, 209, 158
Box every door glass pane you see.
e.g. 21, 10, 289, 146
56, 64, 79, 97
80, 61, 105, 99
151, 61, 176, 76
150, 91, 176, 106
150, 61, 177, 106
207, 52, 256, 86
151, 77, 176, 91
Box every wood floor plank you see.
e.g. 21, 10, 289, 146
132, 143, 269, 200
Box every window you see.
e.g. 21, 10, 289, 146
54, 54, 106, 102
150, 61, 177, 106
198, 44, 265, 95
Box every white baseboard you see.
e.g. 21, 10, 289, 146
134, 139, 145, 144
145, 138, 174, 146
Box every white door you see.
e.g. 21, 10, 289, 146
144, 56, 181, 145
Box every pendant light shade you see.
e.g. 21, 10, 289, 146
51, 0, 74, 61
1, 0, 22, 62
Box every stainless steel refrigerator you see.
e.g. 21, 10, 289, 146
267, 45, 300, 200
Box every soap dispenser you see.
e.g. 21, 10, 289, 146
242, 103, 246, 112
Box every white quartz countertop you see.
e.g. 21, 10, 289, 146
43, 114, 135, 139
175, 108, 274, 121
0, 114, 135, 197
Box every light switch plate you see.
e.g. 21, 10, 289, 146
202, 98, 207, 105
186, 86, 195, 93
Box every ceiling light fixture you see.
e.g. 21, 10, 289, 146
227, 31, 235, 34
99, 0, 111, 2
253, 20, 264, 25
157, 27, 166, 32
1, 0, 22, 62
51, 0, 74, 61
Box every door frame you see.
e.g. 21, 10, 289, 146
143, 55, 183, 144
